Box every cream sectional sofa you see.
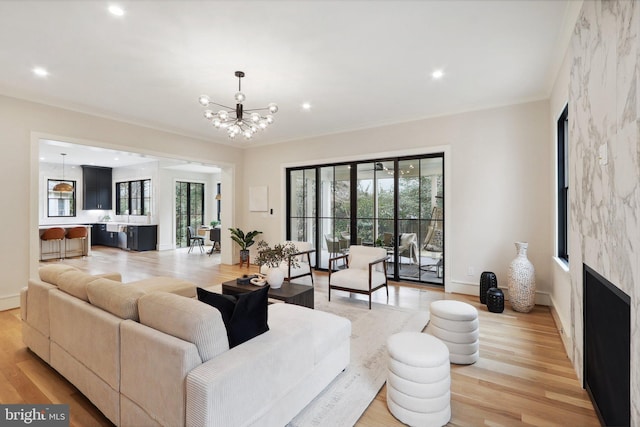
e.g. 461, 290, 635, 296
21, 265, 351, 426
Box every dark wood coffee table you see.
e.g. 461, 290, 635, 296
221, 280, 314, 309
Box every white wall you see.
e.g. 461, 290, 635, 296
0, 94, 243, 310
548, 44, 573, 358
242, 100, 552, 297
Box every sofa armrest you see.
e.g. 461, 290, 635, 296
186, 321, 313, 427
120, 320, 202, 427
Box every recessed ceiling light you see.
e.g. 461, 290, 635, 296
431, 70, 444, 80
32, 67, 49, 77
302, 102, 312, 111
108, 5, 125, 16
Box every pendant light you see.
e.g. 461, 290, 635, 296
52, 153, 74, 192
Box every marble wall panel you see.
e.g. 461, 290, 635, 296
570, 0, 639, 423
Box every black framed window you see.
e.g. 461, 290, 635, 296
557, 104, 569, 261
47, 179, 76, 217
116, 179, 151, 215
286, 153, 444, 286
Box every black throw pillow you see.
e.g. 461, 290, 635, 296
197, 286, 270, 348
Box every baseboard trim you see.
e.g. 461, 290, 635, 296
448, 280, 550, 306
0, 294, 20, 311
447, 280, 477, 296
550, 303, 574, 360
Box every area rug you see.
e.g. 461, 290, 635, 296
287, 290, 430, 427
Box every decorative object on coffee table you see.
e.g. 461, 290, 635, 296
479, 271, 498, 304
228, 227, 262, 268
507, 241, 536, 312
486, 287, 505, 313
254, 240, 299, 289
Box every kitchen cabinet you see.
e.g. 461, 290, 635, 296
83, 166, 112, 210
92, 223, 118, 247
127, 225, 157, 251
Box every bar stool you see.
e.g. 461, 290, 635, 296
40, 227, 66, 261
65, 226, 88, 258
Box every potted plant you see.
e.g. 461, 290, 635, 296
254, 240, 299, 288
228, 228, 262, 266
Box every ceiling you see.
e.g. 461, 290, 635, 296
0, 1, 575, 147
39, 138, 222, 173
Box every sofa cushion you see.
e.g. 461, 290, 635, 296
330, 268, 387, 290
138, 292, 229, 362
128, 276, 196, 298
57, 270, 103, 301
197, 286, 270, 348
39, 264, 78, 285
348, 246, 387, 272
87, 278, 146, 320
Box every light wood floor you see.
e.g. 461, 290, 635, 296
2, 247, 598, 426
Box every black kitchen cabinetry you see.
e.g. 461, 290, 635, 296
92, 224, 118, 247
127, 225, 157, 251
83, 166, 112, 210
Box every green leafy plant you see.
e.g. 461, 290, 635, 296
254, 240, 300, 268
210, 220, 220, 227
228, 228, 262, 250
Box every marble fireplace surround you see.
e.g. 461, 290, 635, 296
569, 0, 639, 424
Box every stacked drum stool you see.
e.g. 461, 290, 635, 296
427, 300, 479, 365
386, 332, 451, 426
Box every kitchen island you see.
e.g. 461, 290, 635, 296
39, 224, 92, 261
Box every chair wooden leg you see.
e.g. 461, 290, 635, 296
369, 294, 372, 310
328, 286, 331, 302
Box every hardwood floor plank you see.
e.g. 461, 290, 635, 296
0, 247, 598, 426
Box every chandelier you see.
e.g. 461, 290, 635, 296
198, 71, 278, 140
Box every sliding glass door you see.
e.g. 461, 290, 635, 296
287, 154, 444, 285
288, 168, 317, 265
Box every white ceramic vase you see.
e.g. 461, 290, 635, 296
507, 242, 536, 312
266, 267, 285, 289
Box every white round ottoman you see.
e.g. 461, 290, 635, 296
386, 332, 451, 427
427, 300, 479, 364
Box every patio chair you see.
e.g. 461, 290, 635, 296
328, 245, 389, 309
397, 232, 419, 264
423, 206, 443, 252
325, 234, 343, 258
339, 231, 362, 252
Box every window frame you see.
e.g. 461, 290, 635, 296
115, 179, 151, 216
47, 179, 77, 217
557, 104, 569, 262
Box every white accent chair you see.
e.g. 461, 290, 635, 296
260, 241, 315, 285
328, 245, 389, 309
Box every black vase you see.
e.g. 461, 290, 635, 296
487, 288, 505, 313
479, 271, 498, 304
